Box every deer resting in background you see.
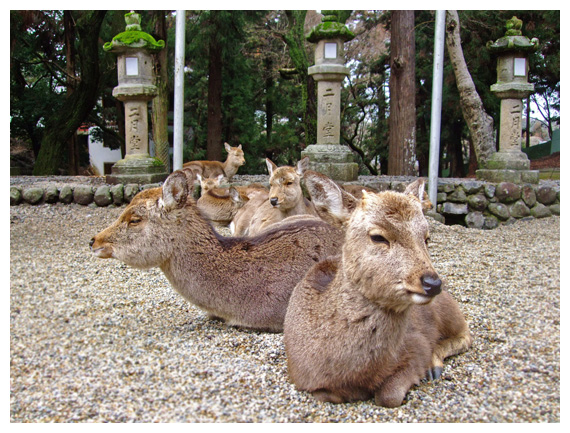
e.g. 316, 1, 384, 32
90, 170, 342, 332
197, 184, 267, 229
183, 143, 245, 181
284, 179, 472, 407
234, 157, 318, 237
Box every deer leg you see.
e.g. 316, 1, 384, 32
375, 368, 422, 408
427, 329, 472, 381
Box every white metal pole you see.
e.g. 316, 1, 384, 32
173, 10, 186, 172
428, 10, 446, 207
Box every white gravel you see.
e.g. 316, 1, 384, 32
10, 202, 560, 422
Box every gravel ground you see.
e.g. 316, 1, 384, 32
10, 202, 560, 422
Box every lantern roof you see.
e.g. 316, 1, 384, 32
104, 12, 164, 53
487, 16, 539, 54
306, 10, 355, 43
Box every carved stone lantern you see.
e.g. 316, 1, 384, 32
301, 11, 359, 181
103, 12, 169, 184
476, 16, 540, 184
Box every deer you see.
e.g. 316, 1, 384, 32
234, 157, 318, 237
197, 184, 267, 228
183, 143, 245, 181
90, 170, 343, 332
197, 173, 224, 197
283, 178, 472, 407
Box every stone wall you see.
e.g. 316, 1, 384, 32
9, 176, 560, 230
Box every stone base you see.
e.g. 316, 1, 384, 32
476, 168, 539, 184
485, 150, 531, 171
301, 144, 358, 182
106, 155, 169, 185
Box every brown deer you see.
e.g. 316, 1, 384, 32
197, 173, 224, 197
283, 179, 471, 407
183, 143, 245, 181
90, 170, 342, 332
235, 157, 318, 236
197, 184, 267, 228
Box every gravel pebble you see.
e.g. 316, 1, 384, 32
10, 203, 560, 422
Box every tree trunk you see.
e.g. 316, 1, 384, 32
445, 10, 495, 168
33, 11, 106, 175
282, 10, 317, 145
151, 11, 170, 172
64, 11, 79, 175
388, 10, 417, 176
206, 37, 223, 161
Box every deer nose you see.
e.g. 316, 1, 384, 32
270, 197, 279, 207
421, 274, 442, 297
89, 238, 95, 248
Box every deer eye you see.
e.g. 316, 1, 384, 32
128, 217, 143, 226
369, 233, 389, 246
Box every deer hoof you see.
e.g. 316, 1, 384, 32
425, 366, 443, 381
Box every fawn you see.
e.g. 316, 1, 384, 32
234, 157, 317, 236
284, 178, 471, 407
90, 170, 342, 332
183, 143, 245, 181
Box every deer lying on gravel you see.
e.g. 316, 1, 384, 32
234, 157, 318, 236
90, 170, 342, 332
197, 173, 224, 196
197, 184, 267, 228
284, 178, 471, 407
183, 143, 245, 181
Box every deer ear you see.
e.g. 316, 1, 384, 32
404, 179, 426, 202
304, 170, 358, 226
266, 158, 278, 176
162, 170, 189, 211
224, 142, 231, 152
296, 156, 310, 176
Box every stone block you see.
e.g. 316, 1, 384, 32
59, 186, 73, 204
10, 187, 22, 205
509, 200, 531, 218
94, 185, 113, 207
124, 184, 140, 203
44, 185, 59, 203
110, 184, 124, 205
460, 181, 484, 194
488, 202, 510, 220
447, 187, 467, 203
484, 184, 496, 199
530, 203, 552, 218
536, 186, 557, 205
465, 211, 485, 229
22, 187, 44, 205
495, 182, 521, 203
73, 185, 94, 205
549, 204, 560, 215
521, 185, 537, 207
483, 215, 500, 230
467, 194, 488, 212
441, 202, 468, 215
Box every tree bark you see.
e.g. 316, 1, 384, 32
282, 10, 317, 145
33, 11, 106, 175
206, 36, 223, 161
388, 10, 417, 176
151, 11, 170, 172
445, 10, 495, 168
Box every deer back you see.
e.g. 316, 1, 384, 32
91, 170, 342, 332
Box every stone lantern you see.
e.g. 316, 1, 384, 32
301, 11, 359, 181
476, 16, 540, 184
103, 12, 169, 185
